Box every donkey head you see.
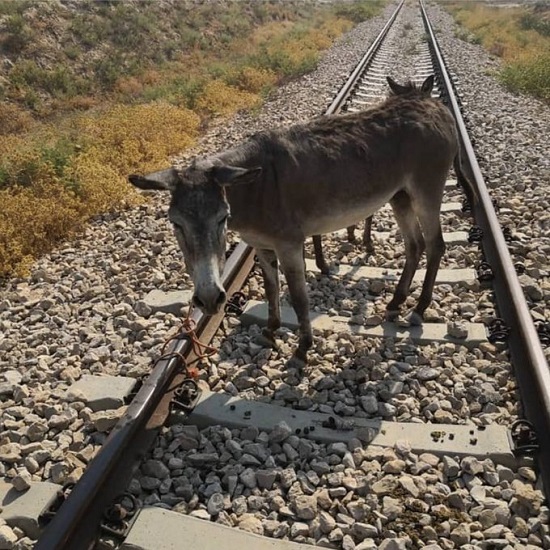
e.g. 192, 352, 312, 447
386, 74, 434, 98
129, 160, 261, 315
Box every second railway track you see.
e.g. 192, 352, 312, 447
1, 1, 548, 549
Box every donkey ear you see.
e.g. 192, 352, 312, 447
421, 75, 435, 94
212, 165, 262, 186
128, 167, 179, 192
386, 76, 407, 96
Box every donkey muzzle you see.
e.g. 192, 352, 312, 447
192, 286, 227, 315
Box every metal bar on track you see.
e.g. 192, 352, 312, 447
419, 0, 550, 495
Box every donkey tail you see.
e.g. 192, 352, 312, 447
453, 142, 479, 207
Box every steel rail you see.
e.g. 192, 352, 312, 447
419, 0, 550, 495
34, 4, 408, 547
326, 0, 404, 115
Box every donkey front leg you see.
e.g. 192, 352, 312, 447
255, 248, 281, 347
277, 241, 313, 363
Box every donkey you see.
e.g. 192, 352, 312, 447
129, 75, 474, 364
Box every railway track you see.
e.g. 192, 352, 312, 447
4, 1, 548, 549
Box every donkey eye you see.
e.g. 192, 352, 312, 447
219, 215, 229, 226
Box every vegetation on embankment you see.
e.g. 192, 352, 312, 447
443, 1, 549, 102
0, 0, 385, 279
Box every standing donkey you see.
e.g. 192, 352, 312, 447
129, 75, 474, 364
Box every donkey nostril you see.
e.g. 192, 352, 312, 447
216, 291, 227, 307
192, 295, 204, 309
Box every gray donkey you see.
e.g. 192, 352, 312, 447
129, 75, 474, 364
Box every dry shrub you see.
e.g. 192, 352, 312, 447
0, 101, 200, 277
233, 66, 277, 93
114, 76, 145, 98
0, 133, 59, 189
446, 3, 549, 102
76, 101, 201, 174
449, 3, 548, 62
295, 17, 353, 58
0, 103, 34, 135
0, 182, 82, 277
141, 69, 163, 85
247, 21, 295, 49
65, 152, 130, 213
64, 96, 98, 111
250, 17, 352, 80
195, 79, 260, 116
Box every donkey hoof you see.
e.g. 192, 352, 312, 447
254, 330, 279, 350
316, 263, 331, 276
287, 352, 307, 370
407, 310, 424, 326
385, 309, 400, 322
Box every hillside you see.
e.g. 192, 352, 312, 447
1, 1, 336, 125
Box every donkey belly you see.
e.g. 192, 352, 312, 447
300, 193, 393, 237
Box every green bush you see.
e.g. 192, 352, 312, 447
333, 0, 384, 23
10, 61, 89, 98
0, 1, 32, 15
500, 51, 550, 102
519, 12, 550, 37
2, 14, 33, 52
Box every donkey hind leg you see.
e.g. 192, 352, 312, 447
255, 248, 281, 348
312, 235, 330, 275
412, 196, 446, 323
363, 216, 375, 254
386, 191, 425, 321
347, 225, 357, 243
277, 241, 313, 363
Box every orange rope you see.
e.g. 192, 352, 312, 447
154, 305, 218, 379
181, 305, 218, 361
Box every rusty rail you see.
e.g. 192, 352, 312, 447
326, 0, 404, 115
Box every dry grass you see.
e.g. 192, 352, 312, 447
195, 80, 261, 117
0, 103, 200, 277
445, 2, 550, 102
